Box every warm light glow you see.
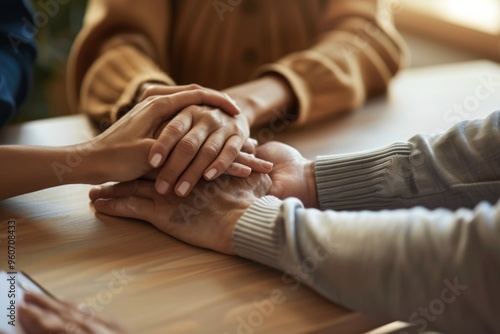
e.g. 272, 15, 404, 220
404, 0, 500, 34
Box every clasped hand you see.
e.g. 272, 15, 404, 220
138, 83, 273, 196
86, 83, 319, 254
86, 84, 272, 190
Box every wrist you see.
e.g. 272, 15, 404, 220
222, 210, 244, 255
222, 197, 256, 255
224, 76, 296, 128
305, 160, 319, 208
229, 95, 260, 127
71, 142, 108, 185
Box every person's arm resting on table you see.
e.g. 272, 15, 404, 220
93, 111, 500, 334
0, 90, 265, 200
68, 0, 408, 196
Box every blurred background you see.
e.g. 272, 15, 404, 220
15, 0, 500, 123
15, 0, 86, 123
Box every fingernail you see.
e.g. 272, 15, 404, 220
150, 153, 163, 168
178, 181, 191, 196
242, 166, 252, 176
157, 181, 169, 194
250, 138, 258, 146
89, 187, 101, 201
261, 161, 273, 170
93, 198, 106, 208
205, 168, 218, 180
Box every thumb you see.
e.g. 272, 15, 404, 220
255, 141, 277, 162
94, 196, 154, 222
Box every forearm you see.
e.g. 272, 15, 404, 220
223, 76, 297, 128
315, 111, 500, 211
0, 145, 101, 200
234, 196, 500, 333
244, 1, 408, 127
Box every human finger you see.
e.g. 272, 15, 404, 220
147, 110, 193, 170
154, 122, 211, 195
241, 138, 258, 154
233, 152, 273, 174
222, 162, 252, 178
89, 181, 156, 202
201, 135, 242, 181
139, 84, 239, 115
19, 302, 65, 334
170, 131, 227, 196
93, 196, 155, 222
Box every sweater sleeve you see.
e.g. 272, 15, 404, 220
315, 110, 500, 211
67, 0, 175, 123
234, 196, 500, 334
0, 0, 37, 128
233, 111, 500, 333
253, 0, 409, 126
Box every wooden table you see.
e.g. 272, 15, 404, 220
1, 60, 499, 334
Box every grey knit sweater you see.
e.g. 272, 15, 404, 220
233, 111, 500, 333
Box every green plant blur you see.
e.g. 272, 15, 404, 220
15, 0, 87, 123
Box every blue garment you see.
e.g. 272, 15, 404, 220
0, 0, 37, 128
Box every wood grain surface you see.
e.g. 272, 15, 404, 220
1, 60, 499, 333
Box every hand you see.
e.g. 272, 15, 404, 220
140, 148, 271, 182
19, 292, 128, 334
256, 141, 319, 208
85, 86, 240, 184
89, 172, 272, 254
139, 83, 268, 197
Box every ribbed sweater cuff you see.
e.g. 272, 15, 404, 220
233, 196, 285, 270
315, 143, 412, 211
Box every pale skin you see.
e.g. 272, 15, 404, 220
0, 86, 272, 201
139, 75, 297, 197
18, 141, 316, 333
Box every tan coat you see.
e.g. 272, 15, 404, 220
68, 0, 408, 125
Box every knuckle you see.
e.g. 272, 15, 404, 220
148, 96, 169, 110
165, 119, 185, 137
183, 105, 200, 115
200, 143, 220, 161
224, 144, 239, 161
178, 137, 199, 155
188, 83, 202, 91
124, 198, 139, 214
187, 88, 209, 102
203, 110, 222, 127
142, 86, 157, 98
